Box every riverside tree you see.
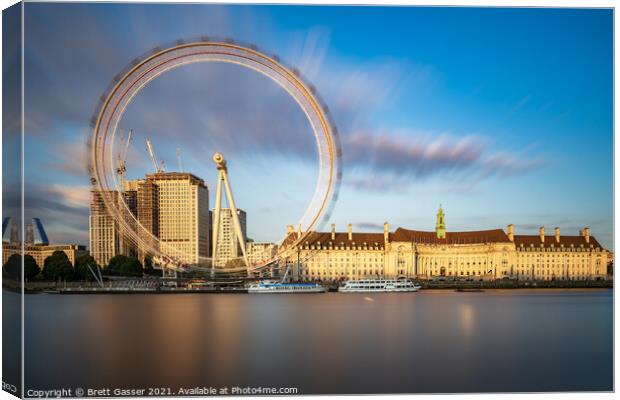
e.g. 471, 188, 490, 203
106, 255, 143, 277
2, 254, 40, 281
74, 254, 100, 281
43, 251, 74, 281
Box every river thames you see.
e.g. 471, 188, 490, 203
4, 288, 613, 395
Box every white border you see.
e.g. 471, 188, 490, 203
0, 2, 615, 400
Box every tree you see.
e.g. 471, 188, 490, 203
105, 255, 143, 277
24, 255, 40, 281
43, 251, 73, 281
119, 257, 143, 277
74, 254, 100, 281
106, 255, 129, 276
3, 254, 40, 281
3, 254, 19, 279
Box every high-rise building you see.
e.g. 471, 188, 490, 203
2, 217, 19, 243
90, 173, 209, 267
120, 189, 138, 258
89, 190, 122, 266
213, 208, 246, 267
121, 179, 160, 262
137, 180, 159, 261
24, 217, 50, 245
31, 218, 50, 245
146, 172, 209, 265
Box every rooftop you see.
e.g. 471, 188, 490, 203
284, 231, 385, 248
513, 234, 602, 249
392, 227, 511, 244
146, 172, 207, 188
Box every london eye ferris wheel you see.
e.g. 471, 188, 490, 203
88, 38, 342, 274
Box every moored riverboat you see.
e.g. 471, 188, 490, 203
247, 281, 327, 293
338, 278, 421, 293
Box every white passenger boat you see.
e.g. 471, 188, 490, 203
247, 281, 327, 294
338, 278, 421, 293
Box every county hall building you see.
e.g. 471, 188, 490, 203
284, 206, 611, 282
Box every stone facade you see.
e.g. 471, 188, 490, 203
247, 241, 277, 265
283, 207, 611, 282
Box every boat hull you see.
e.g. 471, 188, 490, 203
338, 287, 420, 293
338, 279, 422, 293
248, 287, 327, 294
247, 283, 327, 294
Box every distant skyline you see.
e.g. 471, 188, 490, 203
8, 4, 613, 249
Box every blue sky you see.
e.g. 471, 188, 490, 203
11, 4, 613, 248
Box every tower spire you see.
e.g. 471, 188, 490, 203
436, 204, 446, 239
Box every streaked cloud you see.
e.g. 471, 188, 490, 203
353, 222, 385, 230
343, 131, 545, 191
42, 184, 91, 210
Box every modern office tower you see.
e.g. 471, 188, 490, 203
137, 180, 159, 261
123, 179, 142, 192
24, 223, 34, 244
2, 217, 19, 243
2, 218, 9, 241
89, 190, 122, 266
31, 218, 50, 245
208, 210, 213, 256
146, 173, 209, 265
24, 217, 50, 245
89, 173, 208, 266
120, 190, 138, 258
213, 208, 246, 267
122, 178, 159, 262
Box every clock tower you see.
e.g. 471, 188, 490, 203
436, 205, 446, 239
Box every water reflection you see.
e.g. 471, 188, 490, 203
18, 289, 612, 394
459, 302, 474, 339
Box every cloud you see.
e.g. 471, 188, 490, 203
45, 138, 91, 177
344, 173, 411, 193
42, 184, 91, 209
343, 131, 545, 192
23, 4, 429, 175
480, 152, 544, 177
353, 222, 385, 230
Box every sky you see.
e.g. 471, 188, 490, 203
6, 4, 613, 249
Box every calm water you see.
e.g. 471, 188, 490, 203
5, 289, 614, 394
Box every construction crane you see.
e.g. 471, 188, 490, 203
176, 147, 183, 172
145, 138, 165, 173
116, 128, 132, 191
